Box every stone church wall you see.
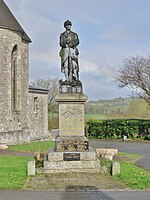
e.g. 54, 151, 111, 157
0, 29, 30, 144
0, 28, 49, 145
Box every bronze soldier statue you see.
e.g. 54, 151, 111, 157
59, 20, 79, 82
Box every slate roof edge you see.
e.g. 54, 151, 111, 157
0, 25, 32, 43
0, 0, 31, 43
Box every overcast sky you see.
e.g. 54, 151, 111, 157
5, 0, 150, 100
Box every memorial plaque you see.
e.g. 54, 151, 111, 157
63, 153, 80, 161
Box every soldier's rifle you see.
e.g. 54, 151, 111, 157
67, 44, 73, 82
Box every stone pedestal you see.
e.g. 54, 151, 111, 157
43, 91, 100, 173
56, 93, 87, 137
60, 84, 82, 93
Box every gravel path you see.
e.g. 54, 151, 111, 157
0, 149, 33, 157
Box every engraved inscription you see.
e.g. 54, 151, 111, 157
59, 104, 85, 136
63, 153, 80, 161
61, 106, 82, 118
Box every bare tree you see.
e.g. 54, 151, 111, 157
31, 77, 59, 111
115, 55, 150, 105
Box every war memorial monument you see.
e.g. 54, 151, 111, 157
43, 20, 100, 173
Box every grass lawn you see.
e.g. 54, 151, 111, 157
116, 152, 141, 163
9, 141, 55, 153
118, 162, 150, 189
117, 152, 139, 156
0, 155, 31, 189
114, 152, 150, 189
101, 152, 150, 189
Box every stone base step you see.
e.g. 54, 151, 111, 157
48, 147, 96, 161
43, 159, 100, 173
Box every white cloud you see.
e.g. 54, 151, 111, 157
80, 58, 116, 79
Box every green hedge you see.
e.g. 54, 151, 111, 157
86, 119, 150, 140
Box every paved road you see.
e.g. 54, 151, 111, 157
0, 190, 150, 200
90, 140, 150, 171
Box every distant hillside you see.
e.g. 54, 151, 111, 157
85, 97, 132, 115
88, 97, 131, 104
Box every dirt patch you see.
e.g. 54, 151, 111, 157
114, 154, 141, 164
24, 173, 129, 190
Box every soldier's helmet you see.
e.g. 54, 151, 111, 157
64, 20, 72, 27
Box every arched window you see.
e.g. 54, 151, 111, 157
11, 45, 18, 111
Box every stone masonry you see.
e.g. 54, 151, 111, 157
0, 29, 29, 144
28, 90, 49, 141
